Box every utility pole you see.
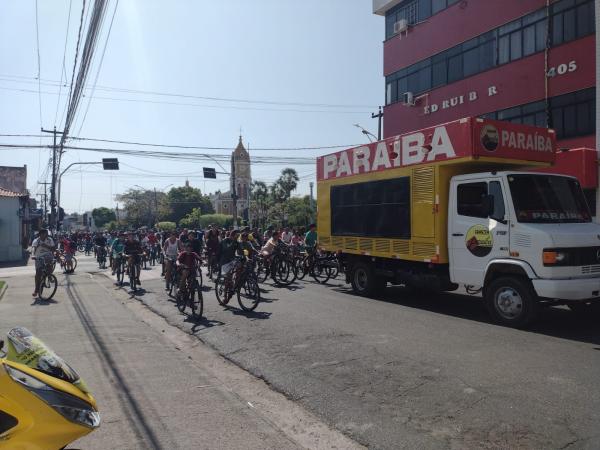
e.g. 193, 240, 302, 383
371, 106, 384, 141
231, 153, 238, 227
41, 127, 65, 233
153, 188, 158, 227
37, 181, 50, 225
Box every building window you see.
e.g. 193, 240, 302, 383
384, 0, 593, 105
385, 0, 463, 39
481, 88, 595, 141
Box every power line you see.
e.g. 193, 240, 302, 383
74, 0, 119, 136
34, 0, 43, 128
54, 0, 74, 126
0, 72, 378, 109
0, 84, 371, 115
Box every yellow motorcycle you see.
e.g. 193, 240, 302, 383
0, 327, 100, 449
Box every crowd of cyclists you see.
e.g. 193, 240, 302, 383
30, 223, 337, 316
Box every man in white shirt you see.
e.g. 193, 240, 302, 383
31, 229, 55, 297
281, 227, 293, 245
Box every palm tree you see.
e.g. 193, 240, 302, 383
251, 181, 269, 228
277, 168, 300, 200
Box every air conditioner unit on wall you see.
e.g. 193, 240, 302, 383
402, 91, 415, 106
394, 18, 409, 34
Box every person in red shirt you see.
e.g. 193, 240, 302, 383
61, 237, 75, 273
177, 242, 202, 291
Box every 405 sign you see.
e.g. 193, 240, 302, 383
546, 60, 577, 78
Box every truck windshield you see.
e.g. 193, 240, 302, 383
507, 174, 592, 223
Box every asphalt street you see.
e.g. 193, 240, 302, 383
1, 254, 599, 449
0, 256, 358, 450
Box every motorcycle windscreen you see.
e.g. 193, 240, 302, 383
5, 327, 90, 394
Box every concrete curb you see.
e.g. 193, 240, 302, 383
0, 282, 7, 303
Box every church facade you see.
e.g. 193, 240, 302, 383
211, 137, 252, 220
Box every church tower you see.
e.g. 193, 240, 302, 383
231, 136, 251, 218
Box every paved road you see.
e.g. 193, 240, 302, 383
102, 255, 600, 450
0, 257, 358, 449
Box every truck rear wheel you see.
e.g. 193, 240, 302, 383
351, 262, 385, 297
484, 277, 539, 328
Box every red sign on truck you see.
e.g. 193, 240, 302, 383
317, 117, 556, 181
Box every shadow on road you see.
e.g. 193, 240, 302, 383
331, 284, 600, 346
31, 297, 58, 306
186, 315, 225, 333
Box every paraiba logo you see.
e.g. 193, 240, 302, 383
480, 124, 499, 152
465, 225, 493, 257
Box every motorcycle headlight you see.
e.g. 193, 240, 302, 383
4, 364, 100, 429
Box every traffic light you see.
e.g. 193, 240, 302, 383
203, 167, 216, 179
102, 158, 119, 170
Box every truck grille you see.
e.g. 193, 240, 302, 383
582, 265, 600, 275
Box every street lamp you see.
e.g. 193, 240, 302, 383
353, 123, 377, 143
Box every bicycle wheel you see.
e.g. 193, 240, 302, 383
129, 266, 137, 291
70, 256, 78, 273
117, 263, 125, 286
256, 260, 269, 283
191, 281, 203, 319
237, 276, 260, 311
214, 275, 230, 306
312, 260, 331, 284
295, 257, 307, 280
273, 258, 293, 286
176, 286, 187, 312
169, 272, 179, 297
39, 274, 57, 301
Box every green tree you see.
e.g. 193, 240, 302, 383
250, 181, 269, 228
286, 196, 313, 227
91, 207, 116, 228
116, 189, 168, 228
167, 186, 214, 225
276, 168, 300, 200
156, 221, 177, 232
180, 212, 239, 229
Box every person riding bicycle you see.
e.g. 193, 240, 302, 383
219, 229, 241, 288
110, 234, 126, 275
304, 224, 318, 254
177, 241, 202, 291
60, 236, 76, 273
31, 229, 55, 297
239, 231, 258, 257
260, 230, 282, 259
163, 231, 181, 291
124, 233, 143, 285
94, 233, 108, 261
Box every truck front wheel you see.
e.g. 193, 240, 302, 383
351, 262, 385, 297
484, 277, 539, 328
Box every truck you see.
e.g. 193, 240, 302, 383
316, 117, 600, 327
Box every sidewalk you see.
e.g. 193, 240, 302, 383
0, 268, 357, 449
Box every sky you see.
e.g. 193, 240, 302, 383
0, 0, 384, 213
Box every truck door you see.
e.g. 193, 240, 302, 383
449, 178, 510, 286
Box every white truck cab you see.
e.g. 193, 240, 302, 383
449, 171, 600, 326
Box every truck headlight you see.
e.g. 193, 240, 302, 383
5, 364, 100, 429
542, 250, 568, 266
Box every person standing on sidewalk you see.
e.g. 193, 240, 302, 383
31, 229, 55, 297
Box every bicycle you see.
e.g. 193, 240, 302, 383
215, 256, 261, 311
126, 255, 141, 292
33, 256, 58, 301
96, 246, 107, 269
257, 243, 297, 286
114, 254, 126, 286
166, 257, 179, 298
149, 243, 160, 267
54, 251, 77, 274
206, 250, 219, 281
175, 265, 203, 319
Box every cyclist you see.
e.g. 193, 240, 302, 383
239, 231, 257, 256
304, 223, 318, 251
31, 229, 55, 297
187, 231, 202, 255
281, 227, 293, 245
260, 230, 281, 258
219, 228, 241, 289
123, 232, 143, 285
61, 235, 76, 273
163, 231, 181, 291
177, 241, 202, 291
94, 233, 108, 265
110, 233, 126, 275
263, 225, 274, 241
